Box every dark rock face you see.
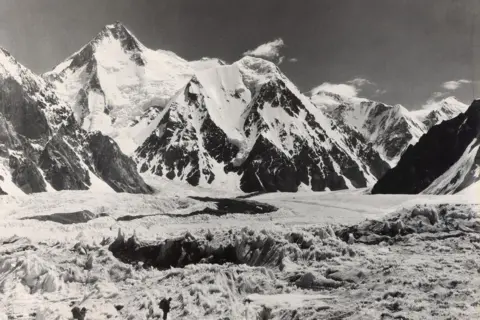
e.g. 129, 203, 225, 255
237, 136, 298, 192
36, 115, 152, 194
0, 77, 51, 140
87, 132, 152, 194
372, 100, 480, 194
0, 114, 22, 150
39, 134, 91, 191
9, 156, 47, 194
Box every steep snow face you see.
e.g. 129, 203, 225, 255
372, 100, 480, 195
313, 91, 466, 165
321, 97, 424, 165
421, 139, 480, 195
44, 22, 195, 153
135, 61, 389, 192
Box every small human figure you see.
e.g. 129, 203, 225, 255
71, 306, 87, 320
159, 297, 172, 320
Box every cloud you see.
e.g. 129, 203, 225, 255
311, 83, 359, 98
288, 57, 298, 63
309, 77, 387, 106
347, 78, 374, 87
442, 79, 471, 90
430, 91, 448, 100
243, 38, 285, 64
310, 93, 341, 107
423, 92, 448, 109
374, 88, 387, 96
311, 77, 379, 99
423, 79, 472, 107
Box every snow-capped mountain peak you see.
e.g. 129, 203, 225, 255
373, 99, 480, 195
135, 60, 390, 192
234, 56, 284, 94
92, 21, 145, 59
44, 23, 200, 154
411, 96, 468, 129
311, 88, 468, 165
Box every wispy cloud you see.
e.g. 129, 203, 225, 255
442, 79, 471, 90
310, 77, 386, 106
311, 82, 359, 98
243, 38, 285, 64
311, 77, 381, 98
288, 57, 298, 63
374, 88, 387, 96
347, 78, 374, 87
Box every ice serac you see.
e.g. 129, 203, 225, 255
313, 91, 467, 166
372, 100, 480, 195
136, 59, 389, 192
0, 47, 152, 195
44, 21, 224, 154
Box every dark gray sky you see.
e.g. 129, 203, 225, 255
0, 0, 479, 108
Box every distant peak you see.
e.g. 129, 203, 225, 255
442, 96, 459, 102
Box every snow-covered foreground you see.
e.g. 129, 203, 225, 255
1, 180, 480, 319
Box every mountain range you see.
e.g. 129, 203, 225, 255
0, 22, 473, 195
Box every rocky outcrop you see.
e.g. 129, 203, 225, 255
39, 134, 91, 191
9, 156, 47, 193
87, 132, 152, 193
0, 78, 51, 140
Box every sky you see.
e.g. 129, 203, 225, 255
0, 0, 480, 109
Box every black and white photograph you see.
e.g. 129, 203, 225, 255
1, 0, 480, 319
